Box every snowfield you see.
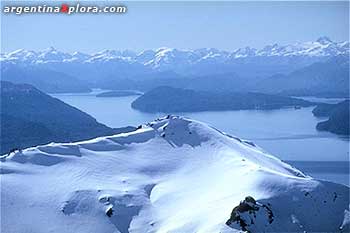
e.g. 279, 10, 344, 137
1, 116, 349, 233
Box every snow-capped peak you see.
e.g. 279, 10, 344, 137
316, 36, 333, 45
36, 47, 72, 63
231, 46, 257, 58
1, 116, 349, 232
1, 37, 349, 67
42, 46, 58, 52
7, 48, 32, 56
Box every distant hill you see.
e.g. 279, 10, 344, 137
0, 81, 135, 154
313, 100, 349, 135
312, 102, 341, 117
131, 86, 314, 113
1, 65, 91, 93
97, 56, 349, 98
254, 56, 349, 98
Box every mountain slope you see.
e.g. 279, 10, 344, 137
0, 81, 135, 154
1, 116, 349, 233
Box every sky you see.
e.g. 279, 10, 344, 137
1, 1, 349, 53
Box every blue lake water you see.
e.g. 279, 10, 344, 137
52, 91, 349, 186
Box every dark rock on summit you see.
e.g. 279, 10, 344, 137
226, 196, 274, 232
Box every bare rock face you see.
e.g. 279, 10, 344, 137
226, 196, 274, 232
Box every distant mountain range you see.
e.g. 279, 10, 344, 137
1, 37, 349, 96
0, 81, 135, 154
2, 37, 348, 68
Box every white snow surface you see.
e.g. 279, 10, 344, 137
1, 116, 349, 233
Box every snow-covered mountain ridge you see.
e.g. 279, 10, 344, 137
1, 116, 349, 233
1, 37, 348, 68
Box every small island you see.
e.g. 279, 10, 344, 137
313, 100, 349, 135
131, 86, 314, 113
96, 90, 142, 97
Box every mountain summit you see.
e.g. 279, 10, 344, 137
316, 36, 333, 44
1, 116, 349, 233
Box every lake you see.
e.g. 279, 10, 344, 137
52, 91, 349, 186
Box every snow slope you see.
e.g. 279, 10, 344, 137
1, 116, 349, 233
